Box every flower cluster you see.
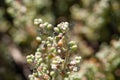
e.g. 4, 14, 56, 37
26, 19, 81, 80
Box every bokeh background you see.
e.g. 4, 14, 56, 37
0, 0, 120, 80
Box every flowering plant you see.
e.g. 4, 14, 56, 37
26, 19, 81, 80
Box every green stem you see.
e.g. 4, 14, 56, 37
62, 51, 69, 79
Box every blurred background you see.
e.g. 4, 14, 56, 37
0, 0, 120, 80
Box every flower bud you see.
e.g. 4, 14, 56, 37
43, 22, 49, 27
47, 43, 51, 47
73, 67, 78, 72
64, 22, 69, 26
50, 47, 56, 53
26, 54, 35, 59
54, 27, 60, 33
33, 72, 38, 77
39, 24, 44, 28
75, 56, 81, 60
50, 71, 55, 76
34, 18, 42, 25
36, 36, 41, 42
64, 78, 69, 80
43, 74, 50, 80
47, 37, 53, 41
27, 59, 33, 63
37, 58, 42, 63
47, 24, 52, 30
70, 45, 77, 51
57, 39, 63, 47
68, 41, 76, 46
35, 52, 41, 57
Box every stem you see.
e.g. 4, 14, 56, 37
62, 50, 69, 79
64, 51, 69, 70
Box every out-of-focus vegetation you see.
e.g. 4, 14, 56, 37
0, 0, 120, 80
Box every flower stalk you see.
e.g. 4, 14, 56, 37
26, 18, 81, 80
